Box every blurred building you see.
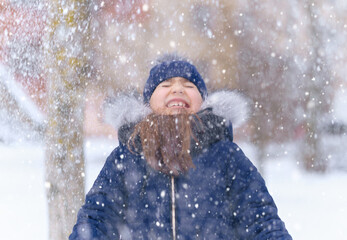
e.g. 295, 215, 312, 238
0, 0, 118, 139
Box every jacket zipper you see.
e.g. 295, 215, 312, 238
171, 175, 176, 240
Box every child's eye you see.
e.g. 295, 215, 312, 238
184, 84, 195, 88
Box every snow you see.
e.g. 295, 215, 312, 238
265, 159, 347, 239
0, 143, 47, 240
1, 0, 347, 238
0, 64, 44, 124
1, 138, 346, 240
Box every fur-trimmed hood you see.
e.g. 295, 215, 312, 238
104, 90, 250, 131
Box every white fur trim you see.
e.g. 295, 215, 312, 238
104, 91, 250, 130
104, 94, 151, 130
202, 90, 250, 128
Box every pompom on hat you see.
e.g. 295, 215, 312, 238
143, 54, 208, 103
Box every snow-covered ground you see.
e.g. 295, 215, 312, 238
0, 138, 346, 240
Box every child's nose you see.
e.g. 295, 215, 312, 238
171, 82, 184, 94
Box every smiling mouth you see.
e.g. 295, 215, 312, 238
167, 101, 189, 108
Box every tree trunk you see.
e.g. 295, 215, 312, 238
301, 1, 332, 172
44, 1, 90, 239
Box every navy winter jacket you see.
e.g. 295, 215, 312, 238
70, 96, 292, 240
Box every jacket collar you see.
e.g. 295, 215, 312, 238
116, 108, 232, 157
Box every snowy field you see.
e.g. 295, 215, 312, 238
0, 138, 346, 240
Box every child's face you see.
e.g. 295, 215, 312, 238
149, 77, 203, 114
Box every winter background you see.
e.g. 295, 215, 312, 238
1, 0, 347, 240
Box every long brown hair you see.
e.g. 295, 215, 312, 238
128, 111, 198, 176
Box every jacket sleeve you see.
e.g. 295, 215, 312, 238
228, 143, 292, 240
69, 147, 127, 240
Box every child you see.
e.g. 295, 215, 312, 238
70, 54, 292, 239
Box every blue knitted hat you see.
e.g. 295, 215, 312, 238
143, 56, 208, 103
